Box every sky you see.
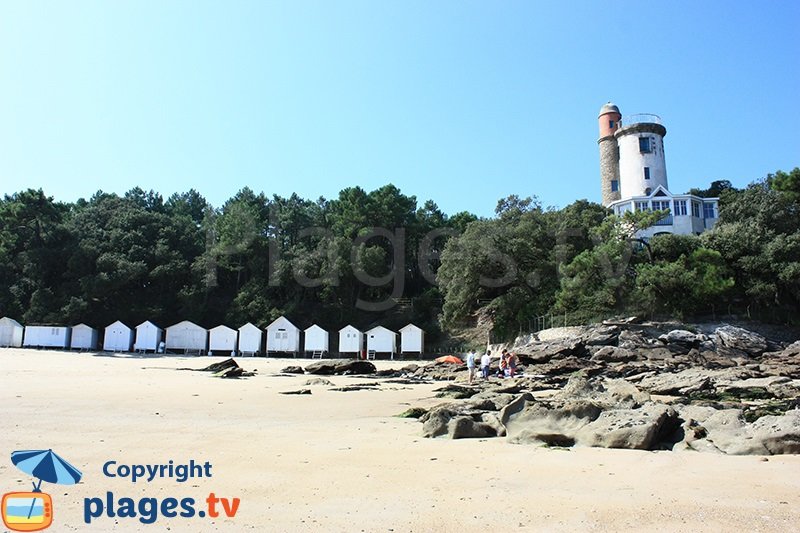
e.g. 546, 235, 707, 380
1, 1, 798, 218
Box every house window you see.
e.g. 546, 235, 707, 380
652, 200, 671, 213
674, 200, 687, 216
692, 201, 701, 218
644, 167, 651, 180
609, 120, 615, 129
703, 203, 716, 219
635, 201, 649, 212
611, 180, 619, 192
639, 137, 652, 153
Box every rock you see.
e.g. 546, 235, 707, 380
433, 384, 479, 399
469, 391, 517, 411
304, 359, 377, 375
590, 346, 636, 363
637, 367, 751, 396
583, 325, 619, 346
280, 389, 311, 395
281, 365, 305, 374
574, 403, 678, 450
504, 399, 602, 446
447, 416, 500, 439
421, 401, 504, 439
304, 378, 334, 386
560, 376, 651, 409
659, 329, 702, 347
750, 411, 800, 455
714, 325, 768, 357
199, 358, 239, 372
618, 330, 652, 350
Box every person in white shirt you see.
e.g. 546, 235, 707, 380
466, 350, 477, 384
480, 350, 491, 380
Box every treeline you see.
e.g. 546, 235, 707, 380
0, 184, 476, 339
438, 168, 800, 338
1, 168, 797, 343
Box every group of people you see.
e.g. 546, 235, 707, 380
465, 348, 518, 384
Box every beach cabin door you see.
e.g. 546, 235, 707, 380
272, 328, 290, 351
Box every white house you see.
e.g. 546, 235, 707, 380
70, 323, 99, 350
134, 321, 163, 353
597, 103, 719, 238
209, 325, 238, 355
103, 321, 134, 352
399, 323, 425, 355
338, 325, 363, 356
238, 323, 263, 356
366, 326, 397, 359
24, 326, 72, 349
0, 317, 24, 347
304, 324, 329, 357
266, 316, 300, 355
166, 321, 208, 354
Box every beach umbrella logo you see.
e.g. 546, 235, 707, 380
2, 449, 82, 532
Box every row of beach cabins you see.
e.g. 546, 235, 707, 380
0, 316, 425, 359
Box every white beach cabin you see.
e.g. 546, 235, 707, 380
238, 323, 263, 356
399, 323, 425, 355
338, 325, 363, 356
266, 316, 300, 355
304, 324, 329, 357
166, 321, 208, 354
366, 326, 397, 360
70, 323, 99, 350
23, 325, 72, 349
134, 321, 163, 353
0, 317, 24, 347
209, 325, 238, 356
103, 321, 134, 352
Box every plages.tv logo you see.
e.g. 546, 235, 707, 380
2, 449, 82, 532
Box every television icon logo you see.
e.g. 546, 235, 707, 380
4, 449, 82, 532
1, 492, 53, 532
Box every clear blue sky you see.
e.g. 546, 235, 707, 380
1, 1, 798, 217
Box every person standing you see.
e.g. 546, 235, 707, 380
508, 351, 518, 377
480, 350, 491, 380
466, 350, 477, 384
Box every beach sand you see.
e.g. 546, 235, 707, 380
1, 349, 798, 532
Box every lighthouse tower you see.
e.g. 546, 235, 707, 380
616, 113, 668, 199
597, 103, 622, 206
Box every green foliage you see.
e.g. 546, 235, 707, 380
1, 167, 797, 339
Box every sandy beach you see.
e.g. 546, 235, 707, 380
1, 349, 798, 532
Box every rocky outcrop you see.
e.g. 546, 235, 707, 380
304, 359, 377, 375
714, 325, 768, 357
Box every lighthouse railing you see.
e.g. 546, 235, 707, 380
622, 113, 662, 126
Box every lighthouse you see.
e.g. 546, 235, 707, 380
597, 102, 621, 206
597, 102, 720, 237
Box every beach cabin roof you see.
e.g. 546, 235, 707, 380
106, 320, 131, 331
266, 316, 299, 332
304, 324, 326, 335
399, 323, 423, 333
136, 320, 161, 329
1, 317, 23, 328
339, 324, 362, 333
366, 326, 396, 336
238, 322, 261, 333
210, 324, 236, 334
